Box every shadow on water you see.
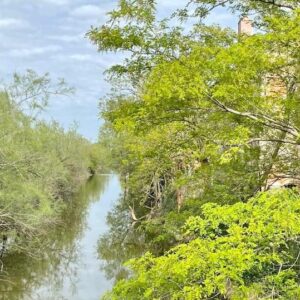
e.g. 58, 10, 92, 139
0, 175, 121, 300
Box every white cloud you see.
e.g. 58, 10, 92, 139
0, 0, 70, 5
43, 0, 70, 5
38, 0, 70, 5
48, 34, 83, 43
69, 54, 93, 61
0, 18, 29, 29
52, 52, 116, 68
9, 45, 61, 57
70, 5, 104, 18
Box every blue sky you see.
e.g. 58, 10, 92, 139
0, 0, 238, 141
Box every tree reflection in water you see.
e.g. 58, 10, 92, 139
98, 198, 146, 283
0, 175, 109, 300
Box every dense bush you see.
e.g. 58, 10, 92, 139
0, 72, 100, 256
104, 190, 300, 299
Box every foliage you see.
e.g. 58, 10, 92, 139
0, 175, 108, 298
105, 190, 300, 299
0, 71, 99, 257
92, 1, 300, 215
89, 0, 300, 298
6, 69, 73, 116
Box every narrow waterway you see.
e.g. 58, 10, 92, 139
0, 175, 122, 300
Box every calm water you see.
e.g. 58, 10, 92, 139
0, 175, 122, 300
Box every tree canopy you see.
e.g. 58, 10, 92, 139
105, 190, 300, 299
88, 0, 300, 298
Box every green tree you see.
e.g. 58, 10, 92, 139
105, 190, 300, 299
0, 71, 99, 259
90, 0, 300, 213
89, 1, 300, 297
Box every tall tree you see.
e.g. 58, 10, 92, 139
89, 2, 300, 297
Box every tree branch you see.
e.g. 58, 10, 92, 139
206, 94, 299, 137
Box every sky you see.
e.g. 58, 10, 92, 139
0, 0, 238, 141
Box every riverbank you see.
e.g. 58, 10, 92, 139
0, 175, 121, 300
0, 85, 103, 261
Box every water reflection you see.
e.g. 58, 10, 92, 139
0, 175, 121, 300
98, 200, 146, 283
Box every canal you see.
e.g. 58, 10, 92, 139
0, 175, 121, 300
